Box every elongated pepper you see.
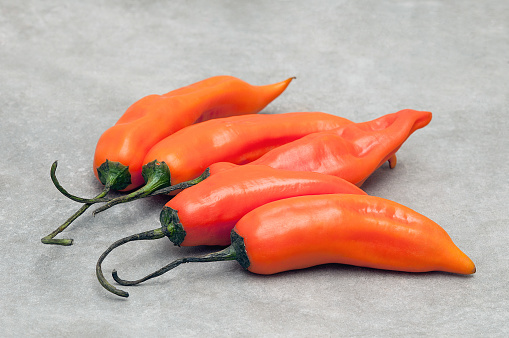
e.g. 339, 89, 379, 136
94, 165, 366, 276
242, 108, 432, 186
44, 76, 293, 245
93, 76, 294, 192
92, 112, 353, 214
144, 108, 432, 195
97, 194, 475, 297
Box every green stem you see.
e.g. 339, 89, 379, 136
112, 246, 237, 287
98, 230, 249, 298
50, 161, 112, 203
41, 187, 110, 246
148, 168, 211, 196
42, 159, 131, 246
92, 160, 172, 216
96, 228, 166, 298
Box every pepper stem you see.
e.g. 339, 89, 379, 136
149, 168, 210, 196
92, 160, 172, 216
41, 189, 109, 246
111, 246, 237, 288
50, 160, 127, 203
388, 154, 397, 169
96, 228, 166, 298
42, 160, 132, 245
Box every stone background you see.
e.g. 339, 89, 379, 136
1, 1, 508, 336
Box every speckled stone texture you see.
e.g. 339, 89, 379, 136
1, 1, 508, 336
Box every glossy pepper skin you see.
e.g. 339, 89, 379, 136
44, 76, 293, 246
160, 165, 366, 246
98, 194, 475, 298
233, 194, 476, 275
143, 112, 352, 186
247, 109, 431, 186
92, 112, 353, 214
206, 109, 432, 186
95, 167, 365, 297
94, 109, 430, 216
93, 75, 294, 191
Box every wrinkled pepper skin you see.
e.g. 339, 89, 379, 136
161, 165, 366, 247
209, 109, 432, 186
233, 194, 476, 275
143, 112, 352, 186
93, 76, 294, 191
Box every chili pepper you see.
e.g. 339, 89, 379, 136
43, 76, 294, 245
91, 112, 353, 214
92, 76, 295, 192
244, 108, 432, 186
139, 108, 431, 196
93, 165, 366, 274
97, 194, 475, 297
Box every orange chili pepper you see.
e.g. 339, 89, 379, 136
97, 194, 475, 297
91, 112, 353, 214
93, 76, 294, 192
94, 166, 366, 292
139, 108, 431, 195
164, 166, 365, 247
244, 108, 431, 186
43, 76, 293, 245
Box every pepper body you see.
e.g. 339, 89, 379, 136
232, 194, 476, 275
162, 165, 366, 246
209, 109, 432, 186
93, 76, 294, 191
143, 112, 352, 186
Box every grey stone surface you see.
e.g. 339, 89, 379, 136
1, 0, 508, 336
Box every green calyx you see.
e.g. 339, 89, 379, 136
159, 206, 186, 246
141, 160, 172, 191
97, 160, 131, 191
230, 231, 250, 270
92, 160, 172, 216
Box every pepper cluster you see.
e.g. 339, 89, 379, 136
43, 75, 475, 298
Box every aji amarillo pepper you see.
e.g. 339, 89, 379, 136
115, 108, 431, 200
97, 194, 476, 298
241, 108, 432, 187
43, 76, 294, 245
94, 165, 367, 282
92, 76, 294, 192
91, 112, 353, 214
